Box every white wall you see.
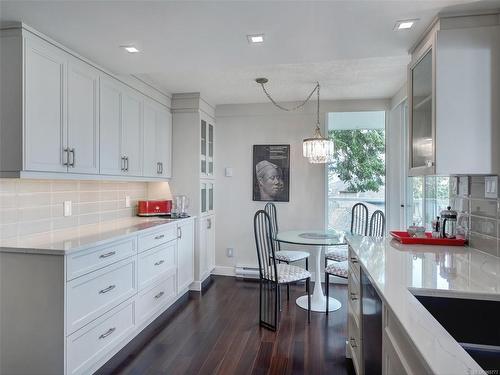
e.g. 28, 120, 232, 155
214, 99, 389, 273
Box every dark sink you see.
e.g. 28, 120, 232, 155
414, 295, 500, 372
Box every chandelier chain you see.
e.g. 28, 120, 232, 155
259, 81, 320, 112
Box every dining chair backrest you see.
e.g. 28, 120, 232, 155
369, 210, 385, 237
351, 203, 369, 236
264, 202, 281, 252
254, 210, 278, 282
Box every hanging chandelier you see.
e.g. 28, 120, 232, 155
255, 78, 334, 164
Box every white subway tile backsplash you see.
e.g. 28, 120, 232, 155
0, 179, 158, 239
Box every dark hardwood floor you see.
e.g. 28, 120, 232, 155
109, 276, 355, 375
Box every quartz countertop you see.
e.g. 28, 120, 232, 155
0, 216, 195, 255
346, 235, 499, 375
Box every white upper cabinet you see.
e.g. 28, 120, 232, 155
121, 90, 143, 176
0, 25, 172, 181
99, 76, 123, 175
200, 116, 214, 179
24, 35, 67, 173
67, 58, 100, 174
143, 99, 172, 178
409, 15, 500, 176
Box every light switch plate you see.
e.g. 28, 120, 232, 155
125, 196, 131, 208
226, 248, 234, 257
225, 167, 233, 177
63, 201, 72, 217
485, 176, 498, 199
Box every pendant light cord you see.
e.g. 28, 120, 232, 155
258, 81, 320, 113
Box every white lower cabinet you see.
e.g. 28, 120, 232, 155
198, 215, 215, 283
0, 219, 195, 375
66, 300, 136, 375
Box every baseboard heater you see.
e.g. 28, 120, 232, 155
235, 265, 259, 279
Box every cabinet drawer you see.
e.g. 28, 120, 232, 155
348, 275, 361, 319
348, 314, 362, 374
136, 273, 176, 325
348, 246, 361, 275
138, 225, 177, 253
66, 258, 137, 334
66, 238, 137, 280
138, 242, 176, 289
66, 300, 135, 375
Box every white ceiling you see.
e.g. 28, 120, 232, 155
1, 0, 499, 105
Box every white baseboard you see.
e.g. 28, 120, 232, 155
212, 266, 236, 277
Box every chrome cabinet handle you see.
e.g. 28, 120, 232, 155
99, 327, 116, 339
125, 157, 129, 171
157, 162, 161, 174
177, 227, 182, 239
154, 291, 165, 299
350, 257, 358, 264
99, 251, 116, 259
207, 218, 212, 229
350, 337, 357, 348
154, 234, 165, 240
154, 260, 165, 266
99, 285, 116, 294
63, 148, 69, 166
121, 156, 126, 171
350, 292, 358, 301
69, 148, 75, 167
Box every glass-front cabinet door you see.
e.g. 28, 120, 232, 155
201, 120, 207, 175
409, 46, 435, 176
208, 123, 214, 177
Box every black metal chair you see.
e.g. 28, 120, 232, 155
369, 210, 386, 237
254, 210, 311, 331
325, 260, 348, 315
264, 202, 310, 269
325, 202, 369, 263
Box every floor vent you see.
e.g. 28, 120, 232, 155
234, 266, 259, 279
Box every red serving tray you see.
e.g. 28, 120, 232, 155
390, 231, 466, 246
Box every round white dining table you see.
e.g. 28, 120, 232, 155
275, 229, 346, 312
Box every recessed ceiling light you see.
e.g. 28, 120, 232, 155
247, 34, 264, 44
121, 45, 140, 53
394, 19, 419, 30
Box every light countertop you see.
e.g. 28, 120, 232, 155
346, 235, 499, 375
0, 216, 195, 256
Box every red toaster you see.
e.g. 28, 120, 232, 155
137, 200, 172, 216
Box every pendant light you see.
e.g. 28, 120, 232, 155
255, 78, 334, 164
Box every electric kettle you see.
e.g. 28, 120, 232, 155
440, 206, 457, 239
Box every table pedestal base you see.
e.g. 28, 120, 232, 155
296, 295, 341, 312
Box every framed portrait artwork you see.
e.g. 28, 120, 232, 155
253, 145, 290, 202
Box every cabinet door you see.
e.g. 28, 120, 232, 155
177, 221, 194, 291
198, 218, 208, 279
67, 59, 99, 174
409, 46, 435, 176
200, 119, 207, 176
200, 182, 207, 214
207, 215, 215, 272
24, 36, 67, 172
99, 77, 122, 175
121, 90, 142, 176
156, 108, 172, 178
142, 100, 158, 177
207, 123, 214, 177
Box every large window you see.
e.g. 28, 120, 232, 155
327, 111, 386, 232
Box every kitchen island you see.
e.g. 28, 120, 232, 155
346, 235, 500, 375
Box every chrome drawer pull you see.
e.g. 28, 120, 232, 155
154, 260, 165, 266
154, 234, 165, 240
350, 337, 357, 348
99, 327, 116, 339
99, 285, 116, 294
350, 292, 358, 301
350, 257, 358, 264
154, 291, 165, 299
99, 251, 116, 259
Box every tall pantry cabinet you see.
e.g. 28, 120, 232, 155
170, 94, 216, 290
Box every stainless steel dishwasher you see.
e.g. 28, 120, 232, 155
361, 268, 382, 375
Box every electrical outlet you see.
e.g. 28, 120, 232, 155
226, 248, 234, 257
125, 196, 131, 208
63, 201, 72, 217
